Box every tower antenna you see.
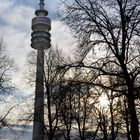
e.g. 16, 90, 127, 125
39, 0, 45, 10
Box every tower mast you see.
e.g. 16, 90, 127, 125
31, 0, 51, 139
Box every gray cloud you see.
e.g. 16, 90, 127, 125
0, 0, 73, 67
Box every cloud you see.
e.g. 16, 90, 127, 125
51, 20, 75, 54
0, 0, 13, 14
0, 1, 34, 66
0, 0, 74, 67
2, 6, 34, 30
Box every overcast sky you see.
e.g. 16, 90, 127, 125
0, 0, 73, 67
0, 0, 75, 119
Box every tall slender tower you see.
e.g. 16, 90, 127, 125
31, 0, 51, 140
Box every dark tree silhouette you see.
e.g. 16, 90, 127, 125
43, 48, 67, 140
61, 0, 140, 139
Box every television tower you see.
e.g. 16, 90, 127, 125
31, 0, 51, 140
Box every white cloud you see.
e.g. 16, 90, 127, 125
2, 6, 34, 30
0, 0, 13, 14
0, 1, 34, 66
0, 1, 75, 66
51, 20, 76, 55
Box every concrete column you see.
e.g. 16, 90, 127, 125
32, 49, 44, 140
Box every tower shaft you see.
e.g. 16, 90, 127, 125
32, 49, 44, 140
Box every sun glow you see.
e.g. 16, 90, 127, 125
99, 95, 109, 107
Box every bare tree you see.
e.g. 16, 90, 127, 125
71, 71, 98, 140
58, 66, 103, 140
0, 39, 14, 95
58, 81, 74, 140
25, 48, 68, 139
0, 38, 15, 128
43, 48, 67, 140
61, 0, 140, 139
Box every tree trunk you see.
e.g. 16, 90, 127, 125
110, 101, 115, 140
77, 120, 84, 140
120, 62, 139, 140
103, 117, 108, 140
124, 97, 131, 140
46, 86, 53, 140
66, 130, 70, 140
127, 89, 139, 140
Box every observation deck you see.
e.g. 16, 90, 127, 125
31, 17, 51, 50
31, 31, 51, 49
32, 17, 51, 31
35, 9, 48, 16
31, 37, 51, 50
